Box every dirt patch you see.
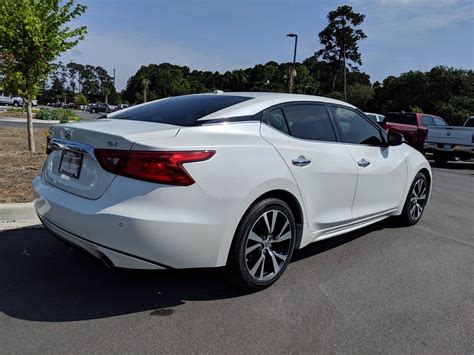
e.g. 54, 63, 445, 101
0, 127, 48, 203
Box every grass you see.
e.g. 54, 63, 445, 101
0, 127, 47, 203
6, 107, 40, 113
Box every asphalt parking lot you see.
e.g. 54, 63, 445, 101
0, 163, 473, 353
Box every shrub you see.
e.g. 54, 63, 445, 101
36, 108, 79, 123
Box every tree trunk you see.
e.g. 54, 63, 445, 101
26, 100, 35, 153
105, 95, 108, 105
331, 72, 337, 92
343, 43, 347, 101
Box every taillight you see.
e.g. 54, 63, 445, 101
95, 150, 215, 186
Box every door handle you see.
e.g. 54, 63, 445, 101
357, 158, 370, 168
292, 155, 311, 167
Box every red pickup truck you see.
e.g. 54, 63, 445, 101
383, 112, 447, 151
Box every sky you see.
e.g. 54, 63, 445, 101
61, 0, 474, 90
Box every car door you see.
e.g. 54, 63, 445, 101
331, 106, 407, 220
260, 103, 358, 233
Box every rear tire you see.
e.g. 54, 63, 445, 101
397, 172, 429, 226
228, 198, 296, 291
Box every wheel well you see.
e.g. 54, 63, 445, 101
419, 168, 431, 193
253, 189, 304, 248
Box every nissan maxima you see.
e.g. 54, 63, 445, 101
33, 92, 431, 290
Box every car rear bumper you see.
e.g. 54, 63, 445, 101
33, 174, 241, 269
424, 142, 474, 155
40, 214, 167, 270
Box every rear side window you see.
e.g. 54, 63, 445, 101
263, 108, 290, 135
282, 104, 336, 142
332, 107, 383, 146
108, 95, 252, 126
385, 113, 417, 126
421, 116, 434, 127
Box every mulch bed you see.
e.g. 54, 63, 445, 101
0, 127, 48, 203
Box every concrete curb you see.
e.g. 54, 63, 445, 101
0, 202, 42, 231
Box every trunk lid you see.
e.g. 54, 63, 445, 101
427, 126, 474, 146
44, 119, 180, 199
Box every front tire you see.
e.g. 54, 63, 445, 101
228, 198, 296, 291
398, 172, 429, 226
13, 101, 19, 107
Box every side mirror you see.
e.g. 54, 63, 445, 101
387, 131, 403, 146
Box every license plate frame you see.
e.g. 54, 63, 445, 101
443, 144, 453, 149
59, 150, 83, 179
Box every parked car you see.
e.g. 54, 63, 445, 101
0, 93, 37, 107
383, 112, 447, 151
34, 93, 431, 290
424, 116, 474, 164
364, 112, 385, 124
0, 93, 21, 106
89, 103, 113, 113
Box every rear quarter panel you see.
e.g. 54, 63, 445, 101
132, 122, 305, 265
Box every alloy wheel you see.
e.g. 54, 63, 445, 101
409, 177, 427, 221
244, 210, 293, 282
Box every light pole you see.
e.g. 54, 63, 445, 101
286, 33, 298, 93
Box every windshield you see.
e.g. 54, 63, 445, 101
108, 94, 252, 126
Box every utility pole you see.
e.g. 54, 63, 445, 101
286, 33, 298, 93
342, 17, 347, 101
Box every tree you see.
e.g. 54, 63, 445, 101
346, 83, 374, 109
74, 92, 87, 106
0, 0, 87, 152
316, 5, 367, 100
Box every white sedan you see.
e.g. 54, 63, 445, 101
33, 92, 431, 290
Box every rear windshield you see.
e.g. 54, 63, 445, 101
385, 113, 417, 126
108, 94, 252, 126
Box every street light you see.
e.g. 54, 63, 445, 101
286, 33, 298, 93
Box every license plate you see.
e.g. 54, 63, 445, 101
443, 144, 453, 149
59, 150, 83, 179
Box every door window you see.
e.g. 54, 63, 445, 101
332, 107, 383, 146
282, 104, 336, 142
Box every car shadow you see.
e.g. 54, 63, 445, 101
0, 219, 395, 322
428, 160, 474, 170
